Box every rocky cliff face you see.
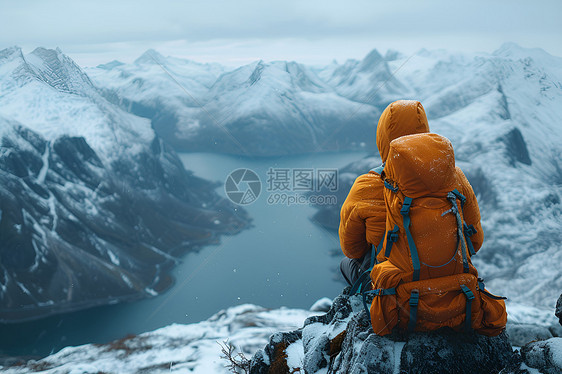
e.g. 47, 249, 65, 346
0, 47, 250, 322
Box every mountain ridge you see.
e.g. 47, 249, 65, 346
0, 46, 250, 322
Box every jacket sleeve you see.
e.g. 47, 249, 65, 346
456, 167, 484, 253
339, 173, 386, 259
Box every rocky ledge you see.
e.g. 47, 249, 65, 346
249, 291, 562, 374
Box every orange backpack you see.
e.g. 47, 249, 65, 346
356, 133, 507, 336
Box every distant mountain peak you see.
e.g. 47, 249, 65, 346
0, 46, 96, 95
493, 42, 553, 60
0, 46, 23, 62
359, 49, 384, 71
135, 49, 166, 65
30, 46, 60, 59
23, 47, 95, 95
96, 59, 125, 70
0, 47, 26, 79
384, 49, 404, 61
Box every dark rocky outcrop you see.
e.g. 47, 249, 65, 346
519, 339, 562, 374
501, 338, 562, 374
502, 127, 532, 166
0, 125, 250, 323
249, 289, 516, 373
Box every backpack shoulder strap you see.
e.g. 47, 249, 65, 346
370, 163, 385, 175
350, 236, 385, 295
401, 196, 421, 282
446, 189, 470, 273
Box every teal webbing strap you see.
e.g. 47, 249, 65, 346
384, 225, 400, 257
384, 180, 399, 192
480, 290, 508, 300
351, 236, 386, 295
361, 288, 396, 326
451, 188, 466, 209
373, 236, 384, 267
362, 290, 371, 322
371, 164, 385, 174
400, 197, 420, 281
464, 224, 477, 237
351, 238, 383, 295
464, 224, 477, 256
460, 284, 475, 332
408, 289, 419, 332
350, 270, 371, 294
477, 279, 508, 300
446, 191, 470, 273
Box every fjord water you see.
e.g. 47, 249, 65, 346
0, 151, 367, 357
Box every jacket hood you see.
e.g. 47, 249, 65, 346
385, 133, 457, 198
376, 100, 430, 162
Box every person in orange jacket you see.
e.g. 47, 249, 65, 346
339, 100, 484, 287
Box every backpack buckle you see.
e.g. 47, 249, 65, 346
464, 224, 477, 237
460, 284, 475, 300
387, 228, 399, 242
400, 197, 413, 215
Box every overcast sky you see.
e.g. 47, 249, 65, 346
1, 0, 561, 67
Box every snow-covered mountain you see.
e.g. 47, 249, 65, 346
316, 49, 408, 106
87, 50, 227, 152
312, 43, 562, 312
0, 47, 250, 322
89, 43, 562, 312
88, 52, 380, 155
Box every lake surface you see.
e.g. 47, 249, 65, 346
0, 151, 366, 358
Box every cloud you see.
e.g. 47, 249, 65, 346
1, 0, 561, 65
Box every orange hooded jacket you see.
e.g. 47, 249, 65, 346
339, 100, 484, 261
339, 100, 506, 336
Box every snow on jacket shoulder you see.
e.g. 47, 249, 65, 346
339, 171, 385, 259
